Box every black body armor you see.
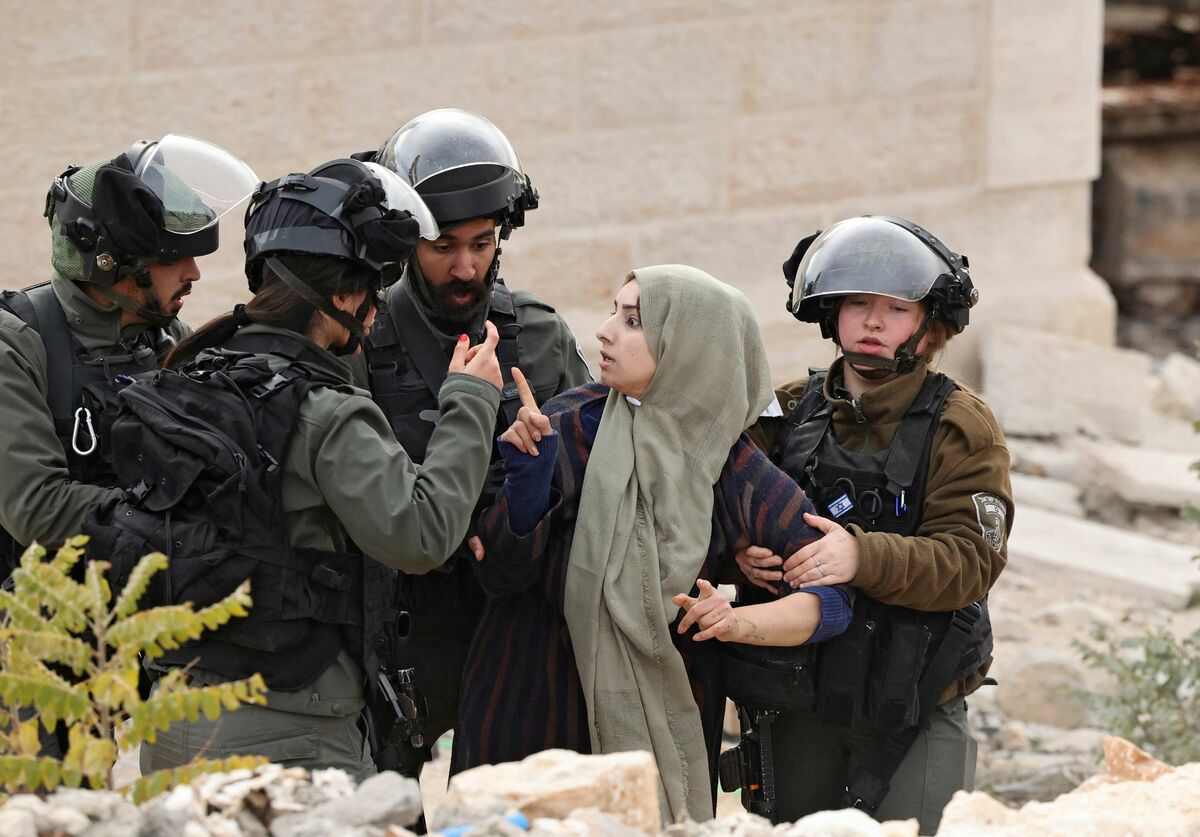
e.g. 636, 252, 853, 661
721, 369, 992, 819
770, 370, 992, 732
84, 331, 397, 692
365, 280, 524, 463
0, 282, 171, 574
361, 279, 527, 746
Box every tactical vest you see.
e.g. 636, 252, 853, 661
364, 280, 524, 466
0, 282, 171, 572
85, 331, 398, 692
361, 279, 533, 743
768, 370, 992, 730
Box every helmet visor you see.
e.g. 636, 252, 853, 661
134, 134, 259, 234
376, 108, 524, 189
791, 217, 947, 311
362, 161, 440, 240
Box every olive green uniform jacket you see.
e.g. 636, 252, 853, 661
504, 287, 592, 404
0, 273, 187, 548
195, 325, 502, 719
751, 359, 1013, 699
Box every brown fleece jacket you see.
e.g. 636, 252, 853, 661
750, 358, 1013, 699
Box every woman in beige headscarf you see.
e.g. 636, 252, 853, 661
456, 266, 853, 821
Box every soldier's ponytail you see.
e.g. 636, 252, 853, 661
163, 254, 377, 369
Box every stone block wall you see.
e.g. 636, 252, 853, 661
0, 0, 1109, 386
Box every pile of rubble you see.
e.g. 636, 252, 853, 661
965, 327, 1200, 804
0, 766, 420, 837
1, 740, 1195, 836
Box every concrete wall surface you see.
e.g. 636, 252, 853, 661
0, 0, 1110, 386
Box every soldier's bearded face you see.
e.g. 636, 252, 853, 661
414, 218, 497, 321
110, 256, 201, 322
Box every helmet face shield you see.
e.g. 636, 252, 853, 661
789, 217, 947, 316
375, 108, 535, 231
785, 215, 976, 335
377, 108, 524, 189
132, 134, 259, 236
48, 135, 256, 287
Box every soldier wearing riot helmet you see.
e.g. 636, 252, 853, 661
133, 157, 504, 779
729, 216, 1012, 832
358, 109, 591, 775
0, 135, 257, 580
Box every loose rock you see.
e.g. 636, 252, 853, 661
1152, 352, 1200, 420
45, 805, 91, 835
141, 784, 205, 836
270, 771, 421, 837
780, 808, 900, 836
0, 807, 36, 837
1101, 735, 1172, 782
563, 808, 644, 837
47, 788, 133, 821
436, 750, 661, 835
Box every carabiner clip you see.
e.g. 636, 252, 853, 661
71, 406, 98, 456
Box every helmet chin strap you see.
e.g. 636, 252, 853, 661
268, 257, 372, 356
838, 310, 935, 381
92, 265, 176, 329
484, 246, 501, 288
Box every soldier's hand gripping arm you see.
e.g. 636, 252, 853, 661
782, 394, 1012, 611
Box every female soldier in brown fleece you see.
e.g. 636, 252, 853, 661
736, 216, 1013, 834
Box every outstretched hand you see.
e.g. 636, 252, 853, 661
782, 512, 860, 588
673, 579, 740, 642
449, 320, 503, 389
499, 367, 554, 456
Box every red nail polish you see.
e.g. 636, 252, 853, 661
459, 334, 468, 343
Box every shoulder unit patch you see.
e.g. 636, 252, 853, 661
971, 492, 1007, 550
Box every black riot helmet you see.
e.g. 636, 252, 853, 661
45, 134, 258, 325
783, 215, 978, 376
243, 158, 438, 353
374, 109, 538, 239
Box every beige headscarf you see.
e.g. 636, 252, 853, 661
563, 265, 773, 822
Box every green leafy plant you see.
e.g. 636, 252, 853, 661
0, 537, 268, 802
1073, 622, 1200, 765
1074, 418, 1200, 765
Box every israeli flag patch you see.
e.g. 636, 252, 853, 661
828, 493, 854, 518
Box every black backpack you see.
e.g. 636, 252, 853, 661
85, 335, 403, 685
86, 344, 341, 603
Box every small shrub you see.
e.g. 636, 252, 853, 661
1075, 418, 1200, 765
1074, 622, 1200, 765
0, 537, 268, 802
